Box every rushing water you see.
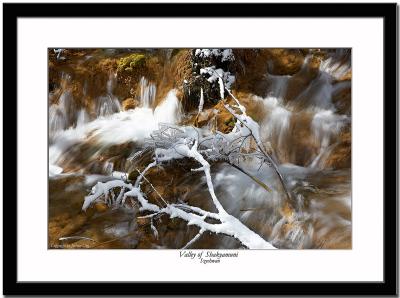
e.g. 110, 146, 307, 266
49, 50, 351, 249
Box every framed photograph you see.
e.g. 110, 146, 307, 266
3, 2, 397, 296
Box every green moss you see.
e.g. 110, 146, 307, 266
117, 53, 146, 73
227, 119, 236, 127
224, 117, 236, 127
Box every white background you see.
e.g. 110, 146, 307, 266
17, 17, 383, 282
0, 0, 398, 294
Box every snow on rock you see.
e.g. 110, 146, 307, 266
194, 49, 235, 62
200, 66, 235, 89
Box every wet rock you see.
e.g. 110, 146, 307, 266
181, 49, 236, 112
94, 202, 108, 213
286, 112, 320, 166
285, 55, 321, 102
335, 70, 352, 82
324, 127, 351, 169
48, 212, 89, 248
58, 141, 136, 175
48, 49, 122, 130
136, 216, 151, 227
213, 101, 235, 133
265, 49, 305, 76
115, 52, 152, 100
115, 50, 190, 106
332, 86, 351, 115
196, 109, 214, 127
122, 97, 140, 111
233, 92, 267, 123
233, 49, 307, 98
117, 53, 146, 73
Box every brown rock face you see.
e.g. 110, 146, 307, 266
196, 110, 213, 127
49, 49, 117, 99
324, 126, 351, 169
335, 70, 352, 83
285, 112, 320, 166
265, 49, 305, 76
233, 49, 307, 98
122, 98, 140, 111
332, 84, 351, 115
232, 49, 270, 97
284, 55, 321, 103
213, 101, 236, 133
49, 49, 193, 121
116, 49, 192, 109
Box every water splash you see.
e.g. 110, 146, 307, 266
309, 109, 349, 168
139, 77, 156, 108
49, 90, 74, 138
267, 75, 291, 99
320, 57, 351, 81
49, 104, 67, 137
96, 94, 121, 117
76, 109, 89, 127
96, 73, 121, 117
49, 90, 182, 174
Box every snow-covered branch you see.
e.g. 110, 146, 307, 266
82, 123, 276, 249
82, 75, 294, 249
82, 173, 275, 249
206, 67, 294, 208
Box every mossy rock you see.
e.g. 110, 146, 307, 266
227, 119, 236, 127
224, 117, 235, 126
117, 54, 146, 73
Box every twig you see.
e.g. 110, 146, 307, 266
222, 104, 294, 208
209, 67, 293, 207
226, 162, 272, 192
135, 168, 168, 207
182, 229, 204, 249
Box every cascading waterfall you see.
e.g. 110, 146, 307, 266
207, 52, 351, 248
256, 53, 351, 169
96, 73, 122, 117
49, 90, 73, 137
49, 104, 67, 136
49, 73, 181, 176
266, 75, 291, 99
76, 109, 89, 127
139, 77, 156, 108
96, 94, 121, 117
310, 110, 349, 168
260, 96, 292, 161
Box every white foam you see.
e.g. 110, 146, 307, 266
49, 90, 181, 170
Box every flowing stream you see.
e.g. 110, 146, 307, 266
49, 50, 351, 249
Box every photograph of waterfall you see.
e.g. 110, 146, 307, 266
48, 48, 351, 249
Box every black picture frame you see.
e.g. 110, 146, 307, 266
2, 3, 398, 296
